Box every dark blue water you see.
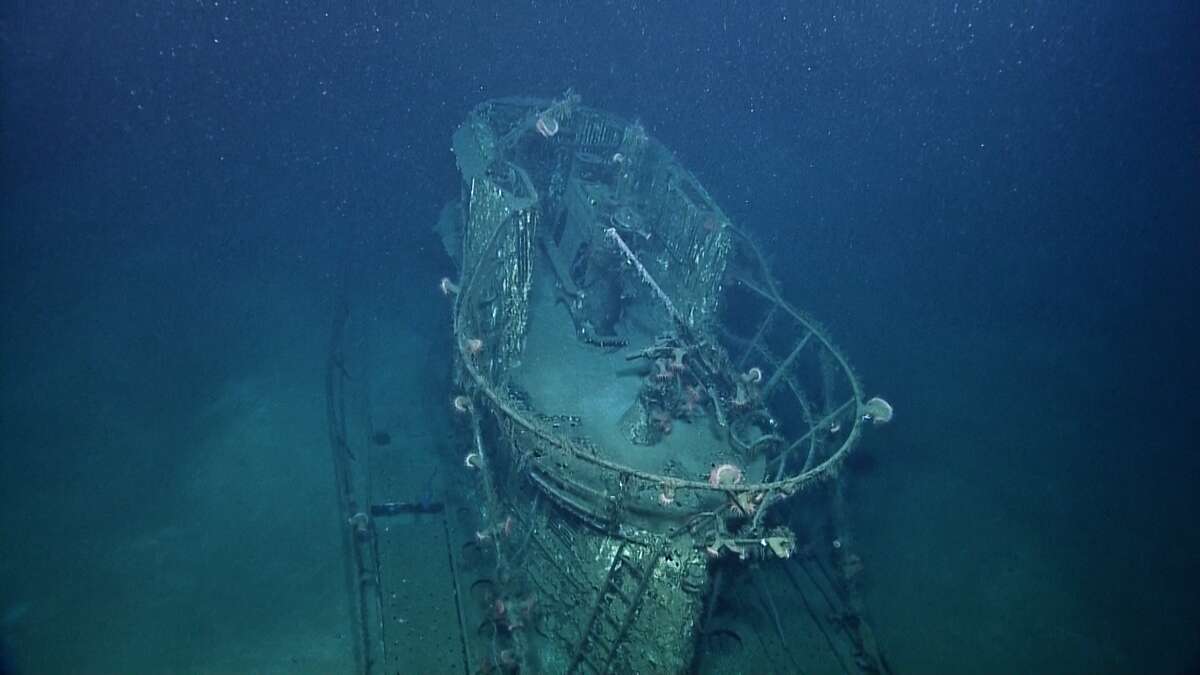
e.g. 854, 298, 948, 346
2, 2, 1197, 673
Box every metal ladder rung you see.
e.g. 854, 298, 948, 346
607, 581, 633, 605
618, 555, 643, 580
579, 651, 605, 674
566, 543, 633, 674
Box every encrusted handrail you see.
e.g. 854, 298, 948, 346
453, 225, 866, 498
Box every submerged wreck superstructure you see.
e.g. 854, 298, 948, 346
435, 92, 891, 674
328, 92, 893, 674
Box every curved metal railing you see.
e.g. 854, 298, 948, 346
450, 214, 867, 505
